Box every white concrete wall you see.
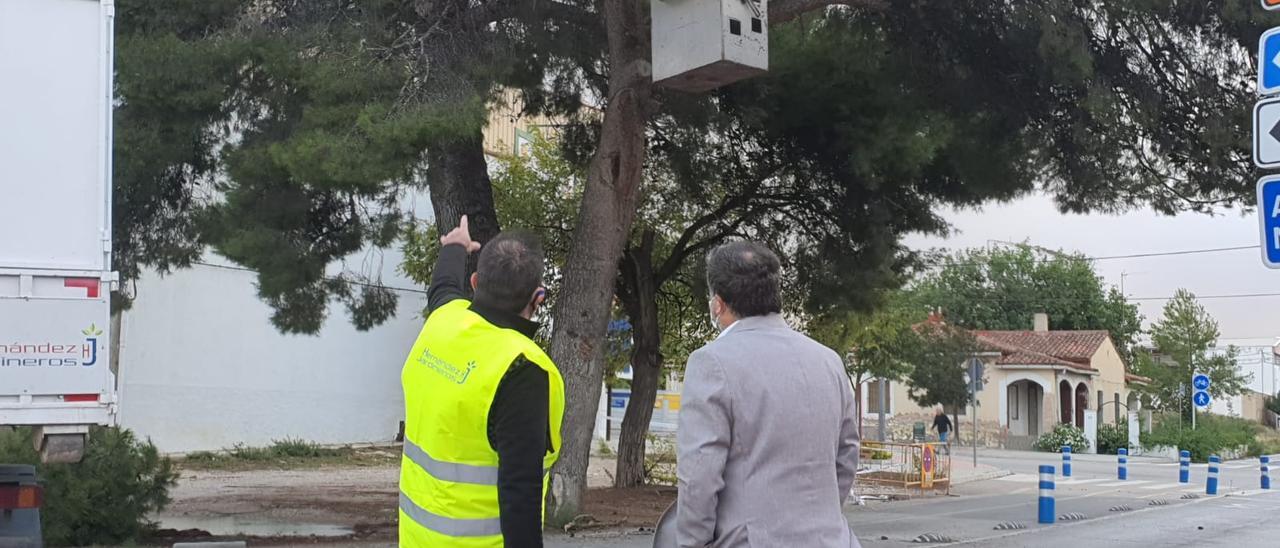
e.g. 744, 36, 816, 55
117, 258, 427, 453
1210, 393, 1245, 418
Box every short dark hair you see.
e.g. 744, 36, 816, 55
474, 231, 545, 314
706, 241, 782, 318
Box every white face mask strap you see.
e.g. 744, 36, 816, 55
709, 294, 721, 332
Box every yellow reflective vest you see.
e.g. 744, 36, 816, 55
399, 299, 565, 547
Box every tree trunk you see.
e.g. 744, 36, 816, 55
546, 0, 653, 526
615, 231, 661, 488
425, 129, 501, 275
953, 412, 961, 446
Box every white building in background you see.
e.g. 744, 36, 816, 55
117, 253, 427, 453
1205, 344, 1279, 420
117, 93, 560, 453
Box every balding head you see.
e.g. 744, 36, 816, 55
474, 231, 545, 315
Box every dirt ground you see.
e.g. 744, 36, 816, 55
580, 486, 675, 530
155, 465, 400, 544
155, 454, 663, 544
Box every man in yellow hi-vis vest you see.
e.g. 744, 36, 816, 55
400, 215, 564, 548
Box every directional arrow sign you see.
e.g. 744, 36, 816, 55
1193, 391, 1211, 408
1260, 176, 1280, 269
1260, 27, 1280, 95
1254, 97, 1280, 168
1193, 374, 1211, 391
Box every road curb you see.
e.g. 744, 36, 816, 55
951, 469, 1012, 486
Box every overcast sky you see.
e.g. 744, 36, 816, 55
902, 193, 1279, 352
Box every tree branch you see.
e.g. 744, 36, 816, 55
768, 0, 888, 24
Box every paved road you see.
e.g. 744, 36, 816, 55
546, 448, 1280, 547
945, 490, 1280, 547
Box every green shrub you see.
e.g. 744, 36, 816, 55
643, 434, 676, 486
0, 426, 177, 546
1096, 422, 1130, 455
1033, 423, 1090, 452
181, 439, 359, 470
228, 443, 273, 461
268, 437, 344, 458
1140, 413, 1258, 462
595, 439, 614, 457
183, 450, 220, 462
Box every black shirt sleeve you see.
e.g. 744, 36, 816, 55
427, 244, 469, 313
488, 358, 550, 548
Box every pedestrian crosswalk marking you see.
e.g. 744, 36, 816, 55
1097, 480, 1151, 487
1139, 482, 1184, 490
1058, 478, 1109, 485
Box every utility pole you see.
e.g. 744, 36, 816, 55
1263, 349, 1269, 396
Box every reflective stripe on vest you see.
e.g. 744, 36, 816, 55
403, 438, 498, 486
399, 299, 565, 546
400, 492, 502, 537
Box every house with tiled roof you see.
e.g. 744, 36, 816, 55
868, 313, 1144, 450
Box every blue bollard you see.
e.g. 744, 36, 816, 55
1207, 455, 1220, 495
1118, 448, 1128, 480
1262, 456, 1271, 490
1038, 464, 1056, 524
1062, 446, 1072, 478
1179, 450, 1190, 483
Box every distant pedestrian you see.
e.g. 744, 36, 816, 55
676, 241, 861, 548
932, 408, 953, 455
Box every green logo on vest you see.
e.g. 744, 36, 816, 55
417, 348, 477, 384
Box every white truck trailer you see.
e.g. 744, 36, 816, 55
0, 0, 118, 465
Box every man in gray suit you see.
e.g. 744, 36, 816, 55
677, 241, 861, 548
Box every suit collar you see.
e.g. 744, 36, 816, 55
727, 313, 789, 333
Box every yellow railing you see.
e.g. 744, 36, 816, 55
858, 441, 951, 496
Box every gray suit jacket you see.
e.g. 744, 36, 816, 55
676, 314, 861, 548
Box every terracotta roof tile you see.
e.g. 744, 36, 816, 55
974, 330, 1109, 372
911, 317, 1114, 374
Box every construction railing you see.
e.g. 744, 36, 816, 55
857, 441, 951, 497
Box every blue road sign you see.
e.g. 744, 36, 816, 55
1193, 391, 1212, 408
1193, 374, 1211, 391
1260, 28, 1280, 95
1260, 176, 1280, 269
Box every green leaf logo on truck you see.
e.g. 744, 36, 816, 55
81, 324, 102, 337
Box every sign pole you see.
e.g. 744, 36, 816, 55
971, 381, 978, 468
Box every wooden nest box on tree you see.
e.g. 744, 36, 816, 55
651, 0, 769, 93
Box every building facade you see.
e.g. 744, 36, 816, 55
863, 314, 1143, 450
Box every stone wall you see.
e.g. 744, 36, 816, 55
864, 412, 1011, 448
